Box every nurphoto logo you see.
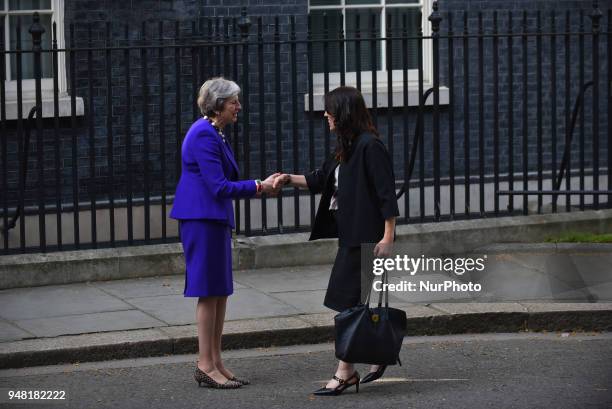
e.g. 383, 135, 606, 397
371, 254, 487, 294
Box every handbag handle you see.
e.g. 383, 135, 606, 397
365, 268, 390, 310
377, 270, 389, 309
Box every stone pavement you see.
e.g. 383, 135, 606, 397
0, 265, 333, 342
1, 262, 612, 369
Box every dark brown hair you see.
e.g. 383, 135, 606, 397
324, 86, 379, 162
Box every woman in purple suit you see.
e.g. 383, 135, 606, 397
170, 77, 279, 389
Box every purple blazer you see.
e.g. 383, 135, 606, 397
169, 118, 256, 228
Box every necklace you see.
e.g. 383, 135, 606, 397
204, 116, 227, 143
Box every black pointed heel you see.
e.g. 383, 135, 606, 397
312, 372, 360, 396
361, 365, 387, 384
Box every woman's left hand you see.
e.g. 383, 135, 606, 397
373, 239, 393, 258
273, 173, 291, 189
259, 173, 281, 196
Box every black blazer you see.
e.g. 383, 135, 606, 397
305, 132, 399, 247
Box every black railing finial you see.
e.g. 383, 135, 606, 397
428, 1, 442, 36
589, 0, 602, 33
29, 12, 45, 51
237, 7, 251, 39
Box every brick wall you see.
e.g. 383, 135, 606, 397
2, 0, 610, 215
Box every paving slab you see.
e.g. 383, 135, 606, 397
586, 282, 612, 302
234, 265, 331, 293
0, 284, 131, 321
428, 303, 489, 315
0, 321, 34, 342
288, 312, 336, 328
467, 261, 561, 302
126, 294, 196, 326
91, 276, 185, 299
15, 310, 166, 337
387, 292, 413, 304
399, 304, 448, 318
558, 256, 612, 285
233, 281, 248, 289
226, 288, 301, 320
549, 287, 602, 303
541, 254, 611, 297
485, 252, 550, 272
269, 290, 329, 314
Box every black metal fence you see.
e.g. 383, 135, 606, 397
1, 1, 611, 255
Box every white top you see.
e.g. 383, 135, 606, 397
329, 165, 340, 211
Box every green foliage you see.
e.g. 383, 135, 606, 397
544, 232, 612, 243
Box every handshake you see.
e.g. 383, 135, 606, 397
257, 173, 292, 196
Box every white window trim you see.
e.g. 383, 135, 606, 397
306, 0, 446, 110
306, 84, 449, 111
2, 0, 83, 119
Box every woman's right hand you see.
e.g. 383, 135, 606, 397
259, 173, 281, 196
273, 174, 291, 189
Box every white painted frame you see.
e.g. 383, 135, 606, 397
2, 0, 67, 99
308, 0, 433, 89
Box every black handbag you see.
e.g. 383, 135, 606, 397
334, 271, 407, 365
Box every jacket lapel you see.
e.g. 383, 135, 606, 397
220, 138, 240, 178
202, 119, 240, 178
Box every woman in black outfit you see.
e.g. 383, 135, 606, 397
274, 86, 399, 395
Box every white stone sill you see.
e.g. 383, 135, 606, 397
3, 93, 85, 120
304, 84, 450, 112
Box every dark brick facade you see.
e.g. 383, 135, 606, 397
2, 0, 610, 216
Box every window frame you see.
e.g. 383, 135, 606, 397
308, 0, 433, 89
2, 0, 67, 99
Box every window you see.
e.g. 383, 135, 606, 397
1, 0, 80, 119
307, 0, 445, 109
309, 0, 431, 84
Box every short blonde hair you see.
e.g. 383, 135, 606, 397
197, 77, 241, 117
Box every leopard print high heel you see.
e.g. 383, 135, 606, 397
194, 367, 242, 389
228, 376, 250, 386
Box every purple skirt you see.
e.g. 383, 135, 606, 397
179, 219, 233, 297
